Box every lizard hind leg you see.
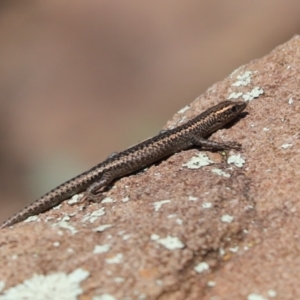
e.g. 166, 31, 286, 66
87, 170, 115, 195
79, 171, 115, 207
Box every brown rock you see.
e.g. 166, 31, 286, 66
1, 36, 300, 299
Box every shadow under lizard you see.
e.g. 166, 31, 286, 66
0, 100, 247, 228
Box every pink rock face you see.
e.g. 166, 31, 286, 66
1, 36, 300, 299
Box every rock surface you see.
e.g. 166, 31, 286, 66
1, 36, 300, 299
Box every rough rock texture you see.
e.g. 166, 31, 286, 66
1, 36, 300, 299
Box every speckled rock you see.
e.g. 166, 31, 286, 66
1, 36, 300, 300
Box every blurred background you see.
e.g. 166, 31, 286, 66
0, 1, 300, 222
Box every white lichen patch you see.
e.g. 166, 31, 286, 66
93, 224, 113, 232
151, 234, 160, 240
229, 246, 239, 253
178, 105, 190, 114
268, 290, 277, 298
24, 215, 40, 224
121, 196, 130, 202
122, 234, 131, 240
242, 87, 264, 101
245, 204, 253, 211
219, 248, 225, 256
105, 253, 123, 264
60, 215, 71, 222
67, 194, 83, 205
178, 116, 187, 125
114, 277, 125, 283
156, 279, 163, 286
228, 92, 243, 99
182, 153, 214, 169
211, 168, 230, 178
281, 143, 293, 149
194, 262, 210, 273
0, 282, 5, 293
207, 281, 216, 287
151, 234, 184, 250
229, 69, 264, 102
101, 197, 116, 203
227, 154, 245, 168
231, 71, 252, 86
82, 208, 105, 223
167, 214, 176, 218
175, 218, 183, 225
0, 268, 89, 300
221, 214, 234, 223
202, 202, 212, 209
153, 200, 171, 211
93, 244, 111, 254
116, 230, 124, 236
188, 196, 198, 201
53, 204, 62, 210
53, 221, 78, 234
93, 294, 116, 300
247, 293, 267, 300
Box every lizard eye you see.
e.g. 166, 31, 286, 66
230, 105, 239, 113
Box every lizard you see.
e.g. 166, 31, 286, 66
0, 100, 247, 228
